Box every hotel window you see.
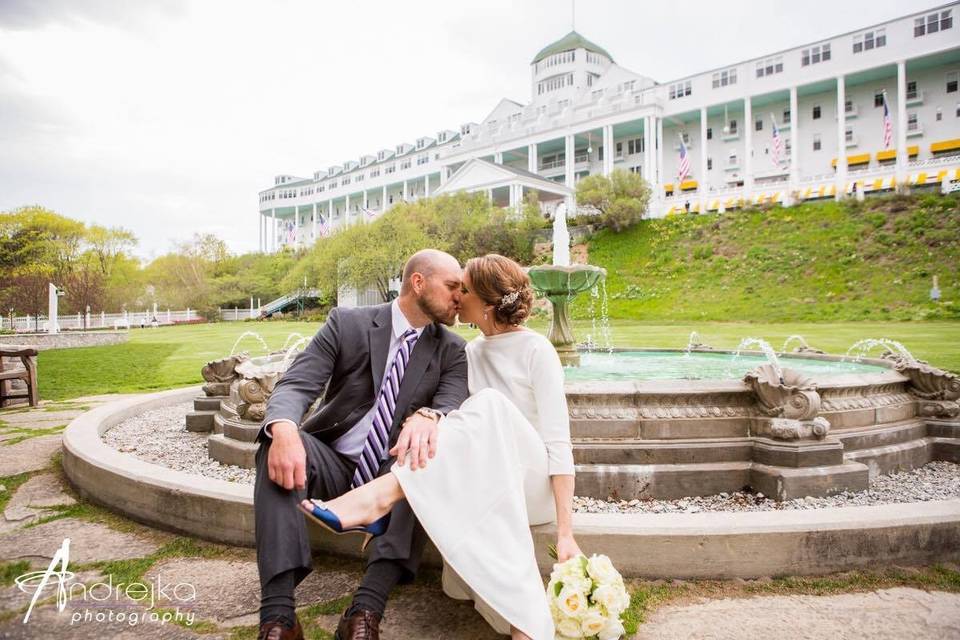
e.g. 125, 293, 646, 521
801, 43, 830, 66
907, 81, 918, 100
727, 119, 738, 134
813, 134, 821, 151
783, 109, 791, 124
755, 118, 763, 132
385, 165, 396, 174
853, 28, 886, 53
356, 174, 364, 182
371, 169, 380, 178
915, 10, 952, 36
756, 56, 783, 78
706, 127, 712, 140
400, 160, 411, 170
728, 152, 737, 167
947, 72, 958, 93
669, 80, 692, 100
845, 99, 854, 114
845, 127, 854, 144
342, 177, 351, 185
812, 105, 821, 119
711, 68, 737, 88
416, 153, 429, 166
937, 108, 942, 121
616, 142, 623, 157
627, 138, 644, 154
707, 158, 713, 170
907, 113, 919, 132
874, 91, 885, 107
558, 98, 570, 110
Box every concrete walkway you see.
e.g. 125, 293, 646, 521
1, 396, 959, 639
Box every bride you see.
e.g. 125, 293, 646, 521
301, 253, 582, 640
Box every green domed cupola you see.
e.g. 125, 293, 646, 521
531, 31, 613, 65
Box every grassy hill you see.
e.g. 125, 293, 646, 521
575, 193, 960, 323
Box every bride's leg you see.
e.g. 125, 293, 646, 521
300, 473, 404, 528
510, 626, 532, 640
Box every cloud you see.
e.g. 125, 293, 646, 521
0, 0, 186, 31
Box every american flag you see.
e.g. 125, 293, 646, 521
317, 216, 331, 237
770, 113, 784, 167
677, 135, 691, 183
361, 205, 377, 220
285, 220, 296, 244
881, 91, 893, 149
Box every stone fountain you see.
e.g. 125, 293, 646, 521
528, 201, 606, 366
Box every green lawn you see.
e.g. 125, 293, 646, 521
33, 319, 960, 401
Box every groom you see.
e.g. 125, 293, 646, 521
254, 249, 469, 640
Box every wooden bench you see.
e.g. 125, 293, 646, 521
0, 346, 39, 408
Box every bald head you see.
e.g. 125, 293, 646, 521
398, 249, 462, 326
400, 249, 460, 294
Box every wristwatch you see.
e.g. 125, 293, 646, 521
415, 407, 443, 422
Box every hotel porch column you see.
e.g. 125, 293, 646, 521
258, 213, 263, 252
294, 206, 300, 247
345, 194, 351, 226
382, 185, 388, 211
835, 75, 847, 200
311, 203, 317, 241
363, 190, 369, 222
602, 125, 614, 175
271, 209, 277, 252
564, 133, 575, 209
328, 200, 333, 230
424, 174, 430, 197
896, 60, 908, 192
699, 107, 708, 213
527, 143, 537, 173
744, 96, 753, 198
656, 117, 664, 198
789, 86, 799, 200
402, 180, 408, 202
643, 116, 654, 184
494, 151, 503, 164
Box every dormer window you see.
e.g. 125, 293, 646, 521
416, 139, 424, 149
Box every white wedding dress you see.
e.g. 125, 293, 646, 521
391, 328, 574, 640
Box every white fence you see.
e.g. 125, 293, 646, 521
219, 307, 260, 321
0, 309, 199, 333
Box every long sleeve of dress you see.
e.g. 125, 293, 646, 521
528, 339, 575, 476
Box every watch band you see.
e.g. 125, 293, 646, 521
416, 407, 443, 422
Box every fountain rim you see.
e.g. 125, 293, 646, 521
527, 264, 608, 274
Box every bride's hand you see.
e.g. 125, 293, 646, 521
555, 533, 583, 563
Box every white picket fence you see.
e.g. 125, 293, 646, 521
219, 307, 261, 321
0, 309, 198, 333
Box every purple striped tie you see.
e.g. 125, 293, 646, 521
352, 328, 419, 488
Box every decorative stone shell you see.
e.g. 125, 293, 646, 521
744, 365, 821, 421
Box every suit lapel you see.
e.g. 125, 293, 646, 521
369, 304, 392, 392
393, 323, 439, 426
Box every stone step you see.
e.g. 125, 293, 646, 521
193, 396, 224, 411
184, 411, 216, 433
844, 437, 934, 479
931, 437, 960, 462
573, 438, 752, 465
223, 421, 261, 443
574, 461, 752, 501
749, 461, 869, 501
208, 434, 258, 469
834, 419, 928, 452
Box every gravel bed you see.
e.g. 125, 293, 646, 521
104, 402, 256, 484
574, 461, 960, 514
103, 404, 960, 511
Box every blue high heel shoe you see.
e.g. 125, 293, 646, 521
298, 499, 391, 551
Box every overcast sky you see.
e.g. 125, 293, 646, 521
0, 0, 923, 260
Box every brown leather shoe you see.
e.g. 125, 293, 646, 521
334, 608, 382, 640
258, 616, 303, 640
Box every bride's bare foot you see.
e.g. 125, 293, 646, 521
300, 474, 403, 528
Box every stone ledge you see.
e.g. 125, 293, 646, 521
62, 387, 960, 578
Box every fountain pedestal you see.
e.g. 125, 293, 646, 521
528, 265, 606, 366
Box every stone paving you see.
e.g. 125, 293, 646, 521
0, 396, 958, 639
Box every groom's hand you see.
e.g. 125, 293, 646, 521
390, 413, 439, 470
267, 420, 307, 490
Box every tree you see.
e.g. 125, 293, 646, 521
576, 169, 651, 232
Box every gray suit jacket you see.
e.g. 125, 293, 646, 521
259, 302, 469, 575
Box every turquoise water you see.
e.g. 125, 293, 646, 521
562, 350, 888, 381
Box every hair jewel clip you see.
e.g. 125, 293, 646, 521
498, 290, 520, 308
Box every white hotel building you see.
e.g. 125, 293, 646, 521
258, 3, 960, 252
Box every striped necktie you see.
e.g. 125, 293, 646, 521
352, 327, 419, 487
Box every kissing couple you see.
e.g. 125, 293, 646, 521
255, 249, 581, 640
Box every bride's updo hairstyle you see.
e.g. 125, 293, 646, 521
465, 254, 534, 326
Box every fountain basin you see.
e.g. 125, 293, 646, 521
528, 264, 607, 366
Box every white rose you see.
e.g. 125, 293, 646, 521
586, 555, 619, 584
598, 615, 626, 640
592, 584, 620, 613
556, 615, 582, 638
580, 607, 608, 636
556, 585, 588, 620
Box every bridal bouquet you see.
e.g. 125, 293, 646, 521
547, 553, 630, 640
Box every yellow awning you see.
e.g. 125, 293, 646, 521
831, 153, 871, 167
664, 183, 674, 192
931, 139, 960, 154
876, 146, 918, 161
679, 180, 698, 191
